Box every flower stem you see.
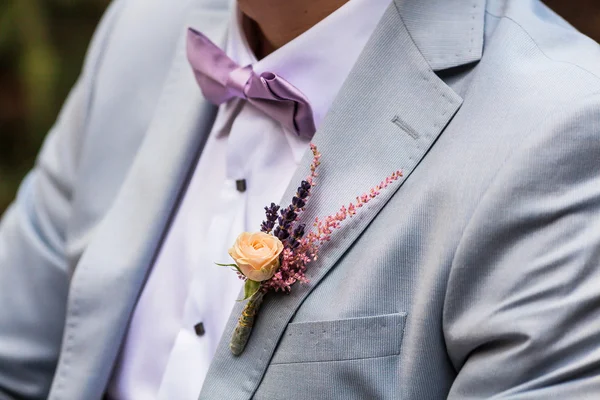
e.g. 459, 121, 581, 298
229, 291, 265, 356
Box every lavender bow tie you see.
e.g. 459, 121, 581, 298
186, 28, 316, 139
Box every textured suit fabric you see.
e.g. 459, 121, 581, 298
1, 0, 600, 399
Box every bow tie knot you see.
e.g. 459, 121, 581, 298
186, 28, 316, 138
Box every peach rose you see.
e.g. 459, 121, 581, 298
228, 232, 284, 282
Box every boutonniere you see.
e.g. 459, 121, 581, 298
217, 144, 402, 355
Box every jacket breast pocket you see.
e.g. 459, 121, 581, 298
255, 313, 407, 399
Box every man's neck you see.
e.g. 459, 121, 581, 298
238, 0, 349, 59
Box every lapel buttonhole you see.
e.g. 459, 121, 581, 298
391, 115, 419, 139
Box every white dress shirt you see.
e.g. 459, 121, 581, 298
107, 1, 390, 399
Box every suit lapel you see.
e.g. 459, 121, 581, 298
200, 0, 485, 398
49, 6, 230, 400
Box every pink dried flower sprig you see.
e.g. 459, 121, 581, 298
260, 145, 402, 293
263, 169, 403, 293
307, 170, 403, 245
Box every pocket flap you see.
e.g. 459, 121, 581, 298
271, 312, 407, 364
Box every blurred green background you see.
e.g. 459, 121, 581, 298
0, 0, 599, 214
0, 0, 111, 214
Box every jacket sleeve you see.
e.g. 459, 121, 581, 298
0, 2, 124, 398
444, 94, 600, 399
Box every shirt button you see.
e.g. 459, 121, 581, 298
236, 179, 247, 192
194, 322, 206, 337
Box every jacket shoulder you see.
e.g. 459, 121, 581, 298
487, 0, 600, 89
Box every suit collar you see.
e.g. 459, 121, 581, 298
396, 0, 487, 70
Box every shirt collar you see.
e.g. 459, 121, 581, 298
226, 0, 393, 130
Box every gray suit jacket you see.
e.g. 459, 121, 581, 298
2, 0, 600, 398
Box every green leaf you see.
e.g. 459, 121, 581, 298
243, 280, 261, 301
215, 263, 238, 268
215, 262, 243, 275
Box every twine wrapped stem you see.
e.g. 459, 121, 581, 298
230, 290, 265, 355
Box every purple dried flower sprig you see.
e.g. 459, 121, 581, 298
260, 203, 280, 234
273, 179, 312, 242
